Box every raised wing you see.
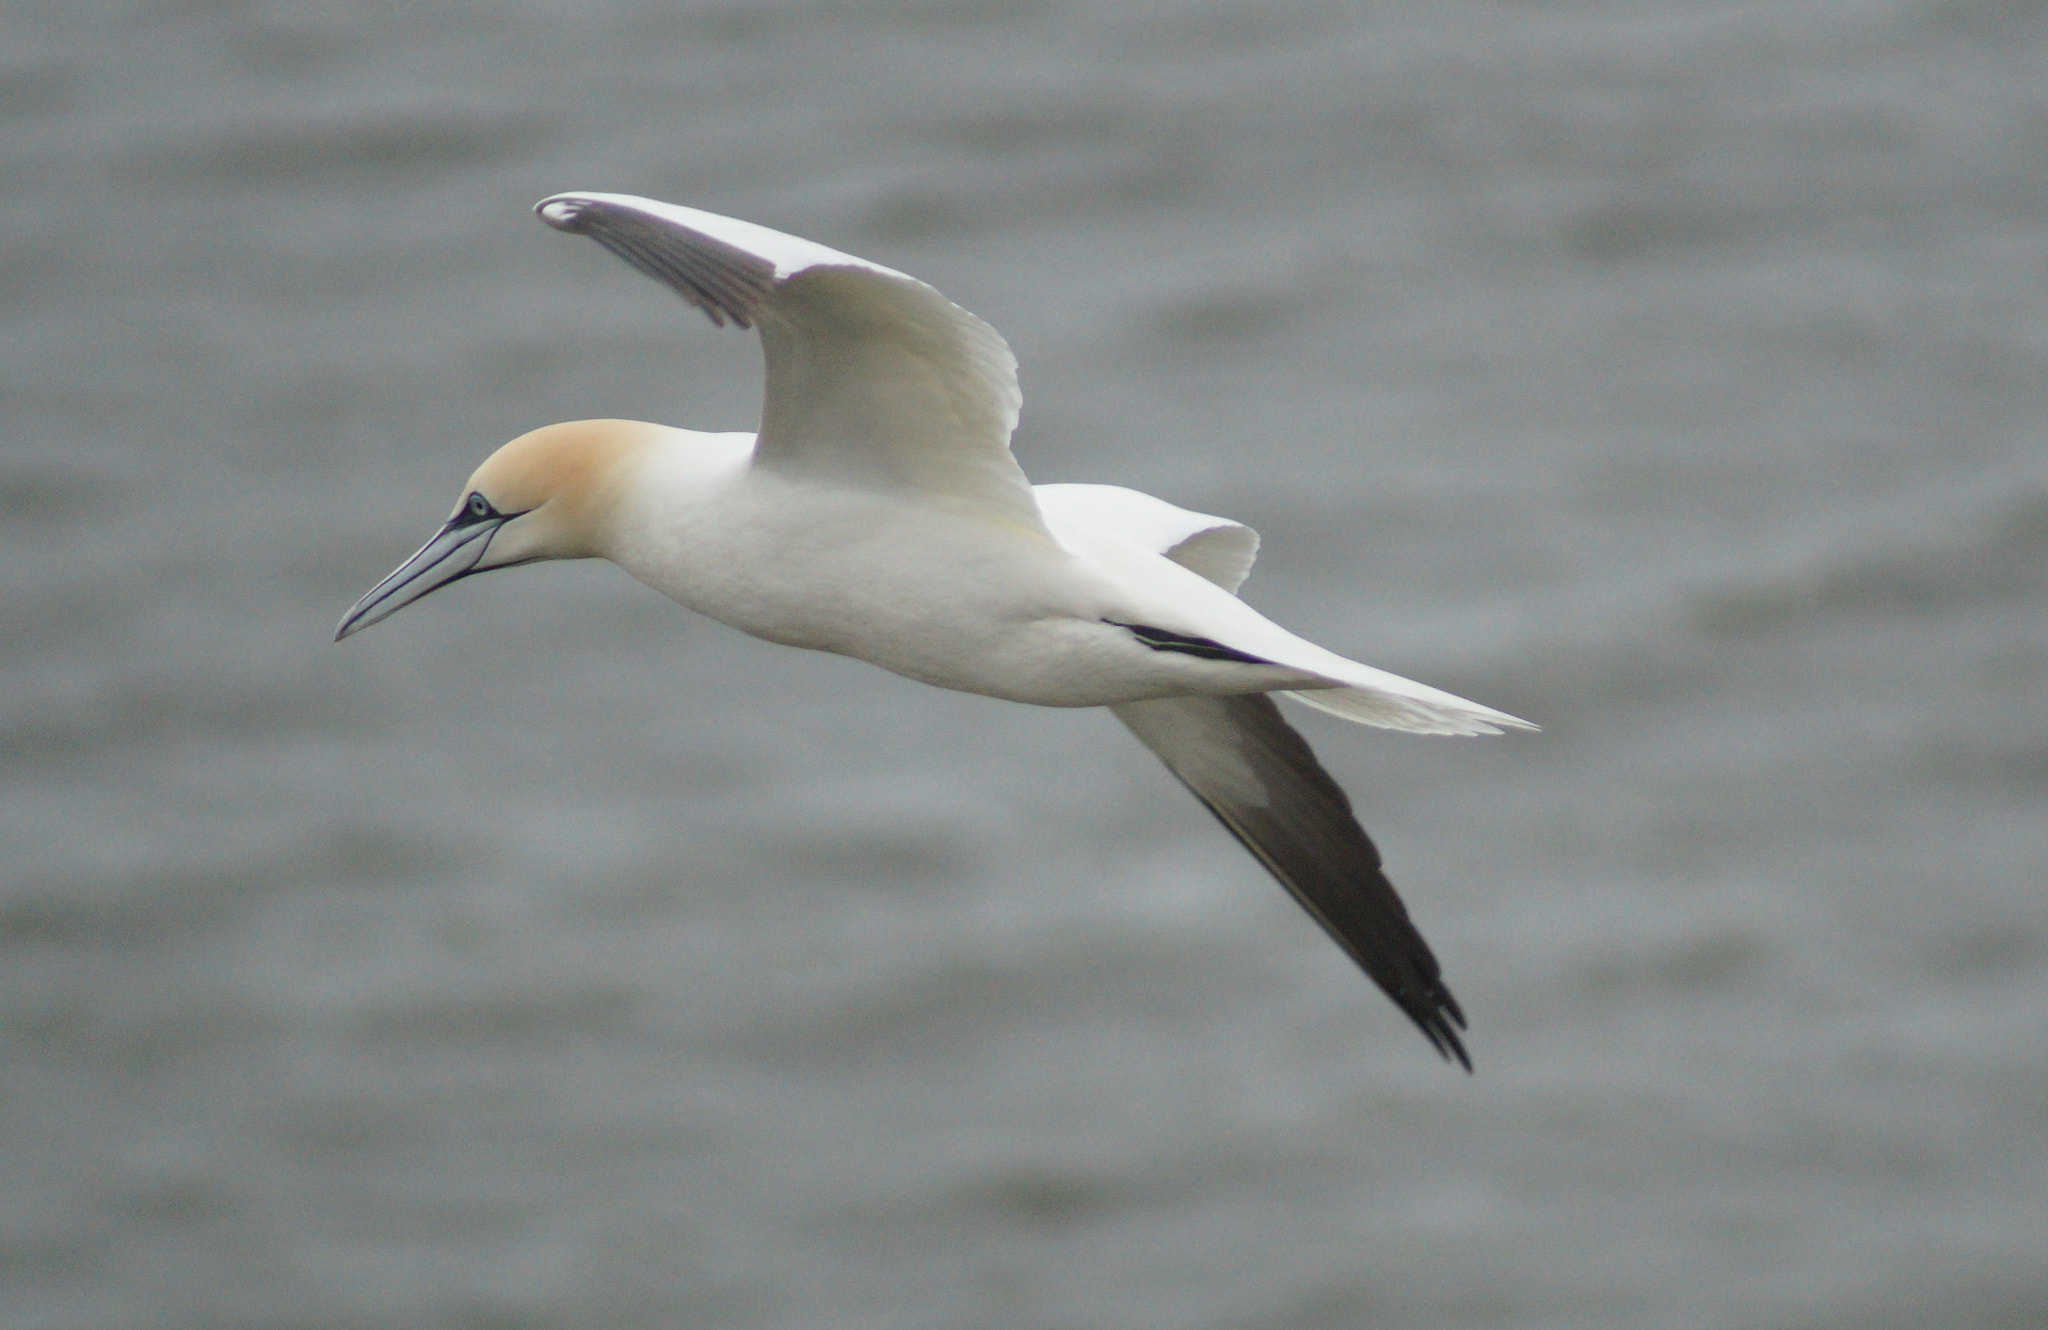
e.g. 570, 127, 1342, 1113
536, 192, 1046, 534
1112, 693, 1470, 1068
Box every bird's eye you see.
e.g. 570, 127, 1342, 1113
467, 493, 492, 519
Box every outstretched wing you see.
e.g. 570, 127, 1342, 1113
1112, 693, 1471, 1068
536, 192, 1046, 535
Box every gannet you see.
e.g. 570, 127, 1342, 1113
337, 192, 1535, 1069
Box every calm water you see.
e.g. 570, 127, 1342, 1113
4, 1, 2046, 1326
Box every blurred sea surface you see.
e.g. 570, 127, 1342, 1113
3, 1, 2046, 1327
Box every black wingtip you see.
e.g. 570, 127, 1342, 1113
1416, 1015, 1473, 1073
1403, 983, 1472, 1072
1436, 1019, 1475, 1074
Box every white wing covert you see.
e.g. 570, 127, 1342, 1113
536, 192, 1046, 535
1034, 483, 1260, 592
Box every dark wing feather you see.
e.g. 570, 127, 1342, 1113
536, 195, 776, 329
1112, 693, 1471, 1070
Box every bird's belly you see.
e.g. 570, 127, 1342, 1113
709, 569, 1321, 709
687, 557, 1117, 703
618, 492, 1314, 708
724, 595, 1305, 708
887, 614, 1316, 708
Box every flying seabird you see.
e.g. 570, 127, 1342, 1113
337, 193, 1535, 1069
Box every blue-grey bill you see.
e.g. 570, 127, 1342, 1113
334, 516, 502, 641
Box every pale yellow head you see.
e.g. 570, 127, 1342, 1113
335, 419, 659, 639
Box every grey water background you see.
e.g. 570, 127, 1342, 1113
5, 0, 2046, 1326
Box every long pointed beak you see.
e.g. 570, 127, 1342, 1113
335, 513, 506, 641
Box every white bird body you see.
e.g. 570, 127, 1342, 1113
596, 426, 1524, 727
337, 192, 1538, 1067
606, 433, 1313, 707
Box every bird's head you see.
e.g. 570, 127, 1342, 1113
334, 419, 649, 640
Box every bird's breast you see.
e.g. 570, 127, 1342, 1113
612, 475, 1064, 679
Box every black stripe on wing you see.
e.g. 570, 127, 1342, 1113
1109, 621, 1275, 666
1111, 693, 1471, 1070
536, 196, 777, 329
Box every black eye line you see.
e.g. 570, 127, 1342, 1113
455, 492, 501, 526
447, 493, 536, 533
